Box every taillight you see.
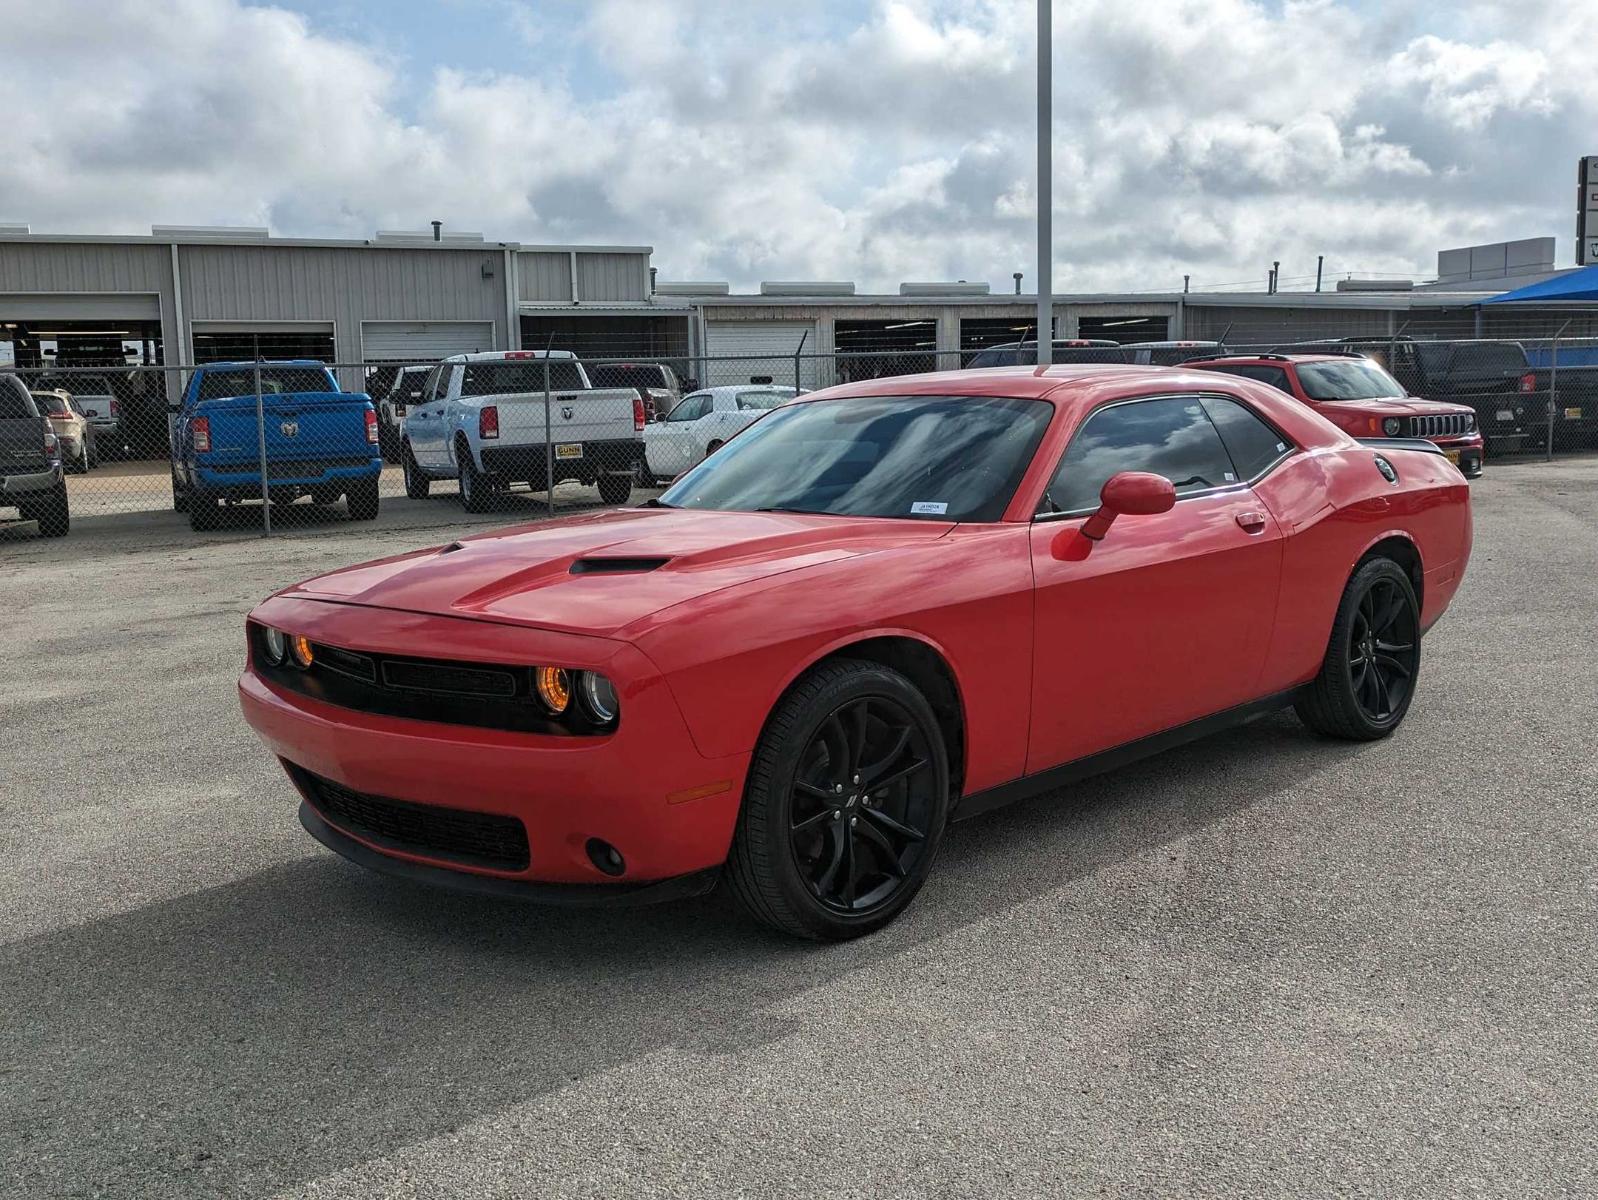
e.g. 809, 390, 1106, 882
109, 399, 120, 417
634, 390, 647, 431
479, 405, 499, 440
365, 407, 379, 444
1519, 373, 1536, 394
44, 429, 59, 459
192, 416, 210, 453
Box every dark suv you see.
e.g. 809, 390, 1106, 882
0, 373, 70, 535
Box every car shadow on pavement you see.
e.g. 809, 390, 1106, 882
1, 711, 1354, 1199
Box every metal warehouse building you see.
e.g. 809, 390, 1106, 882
4, 225, 1591, 396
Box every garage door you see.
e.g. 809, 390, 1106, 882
704, 321, 819, 389
360, 320, 496, 362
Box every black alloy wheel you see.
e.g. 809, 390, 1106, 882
1296, 555, 1421, 741
788, 695, 937, 914
727, 658, 949, 940
1348, 576, 1418, 724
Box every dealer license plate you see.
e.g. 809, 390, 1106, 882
1443, 448, 1461, 465
1565, 407, 1583, 420
555, 443, 584, 460
1495, 409, 1515, 422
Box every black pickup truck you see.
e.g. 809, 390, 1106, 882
1524, 346, 1598, 448
1280, 337, 1553, 452
0, 373, 69, 535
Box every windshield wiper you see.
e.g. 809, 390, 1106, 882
754, 506, 838, 516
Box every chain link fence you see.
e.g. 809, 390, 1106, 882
4, 330, 1596, 543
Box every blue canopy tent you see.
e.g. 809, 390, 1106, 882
1481, 264, 1598, 304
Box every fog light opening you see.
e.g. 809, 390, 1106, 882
585, 838, 626, 877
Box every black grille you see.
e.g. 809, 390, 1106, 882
295, 767, 530, 871
1410, 413, 1473, 438
381, 659, 518, 698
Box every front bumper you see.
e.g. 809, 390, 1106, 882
1428, 432, 1484, 477
238, 596, 750, 890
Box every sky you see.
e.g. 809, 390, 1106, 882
0, 0, 1591, 293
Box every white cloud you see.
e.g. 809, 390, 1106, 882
0, 0, 1591, 290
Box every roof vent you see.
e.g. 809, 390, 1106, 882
899, 282, 990, 296
655, 281, 732, 296
759, 281, 855, 296
152, 225, 270, 240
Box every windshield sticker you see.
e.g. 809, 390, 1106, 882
910, 501, 948, 515
1224, 471, 1236, 481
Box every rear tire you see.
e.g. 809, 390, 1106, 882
402, 443, 429, 499
598, 473, 632, 505
1295, 556, 1421, 741
706, 439, 724, 455
23, 482, 70, 537
726, 659, 949, 941
188, 490, 221, 531
457, 441, 494, 513
347, 475, 380, 520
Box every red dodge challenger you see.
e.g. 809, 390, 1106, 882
240, 364, 1472, 940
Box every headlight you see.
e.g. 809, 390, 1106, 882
289, 635, 315, 668
1382, 417, 1403, 436
578, 672, 619, 724
535, 666, 572, 714
261, 626, 287, 666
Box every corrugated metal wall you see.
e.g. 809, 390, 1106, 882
1182, 304, 1399, 343
576, 253, 649, 302
517, 253, 572, 302
0, 240, 168, 293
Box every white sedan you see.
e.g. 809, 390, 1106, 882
641, 385, 798, 483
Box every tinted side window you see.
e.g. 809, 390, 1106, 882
1201, 396, 1291, 480
0, 378, 35, 419
1044, 396, 1235, 514
1204, 364, 1293, 393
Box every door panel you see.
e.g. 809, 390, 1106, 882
1026, 490, 1284, 774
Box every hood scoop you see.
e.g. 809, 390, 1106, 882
568, 556, 672, 575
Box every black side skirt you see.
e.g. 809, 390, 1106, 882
953, 689, 1304, 823
298, 801, 721, 907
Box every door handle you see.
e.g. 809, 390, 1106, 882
1236, 511, 1268, 533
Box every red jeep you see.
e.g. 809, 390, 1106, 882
1187, 353, 1484, 478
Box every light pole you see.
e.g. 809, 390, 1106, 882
1036, 0, 1052, 365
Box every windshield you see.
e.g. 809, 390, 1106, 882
589, 364, 668, 390
462, 360, 585, 395
196, 367, 332, 401
659, 394, 1053, 522
1296, 360, 1405, 401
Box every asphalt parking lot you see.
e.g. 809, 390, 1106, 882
3, 460, 1596, 1198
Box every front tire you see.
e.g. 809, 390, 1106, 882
727, 659, 950, 940
1295, 556, 1421, 740
598, 473, 632, 505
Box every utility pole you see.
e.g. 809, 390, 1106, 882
1036, 0, 1052, 365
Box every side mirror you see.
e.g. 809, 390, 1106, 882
1079, 471, 1175, 541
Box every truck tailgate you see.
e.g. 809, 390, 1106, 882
198, 392, 373, 467
494, 388, 638, 445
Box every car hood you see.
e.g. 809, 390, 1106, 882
282, 506, 955, 638
1314, 396, 1473, 418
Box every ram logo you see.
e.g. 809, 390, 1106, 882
280, 420, 299, 437
560, 405, 574, 420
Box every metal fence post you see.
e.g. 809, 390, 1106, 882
1546, 320, 1570, 463
254, 361, 271, 536
794, 329, 808, 393
543, 346, 555, 518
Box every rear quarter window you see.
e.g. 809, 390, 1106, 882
1200, 395, 1293, 479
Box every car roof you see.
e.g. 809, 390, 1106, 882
443, 350, 578, 362
197, 359, 328, 370
1188, 353, 1365, 367
799, 363, 1254, 412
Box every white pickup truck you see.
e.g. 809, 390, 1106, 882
399, 350, 646, 511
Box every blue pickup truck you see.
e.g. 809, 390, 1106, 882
170, 361, 382, 530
